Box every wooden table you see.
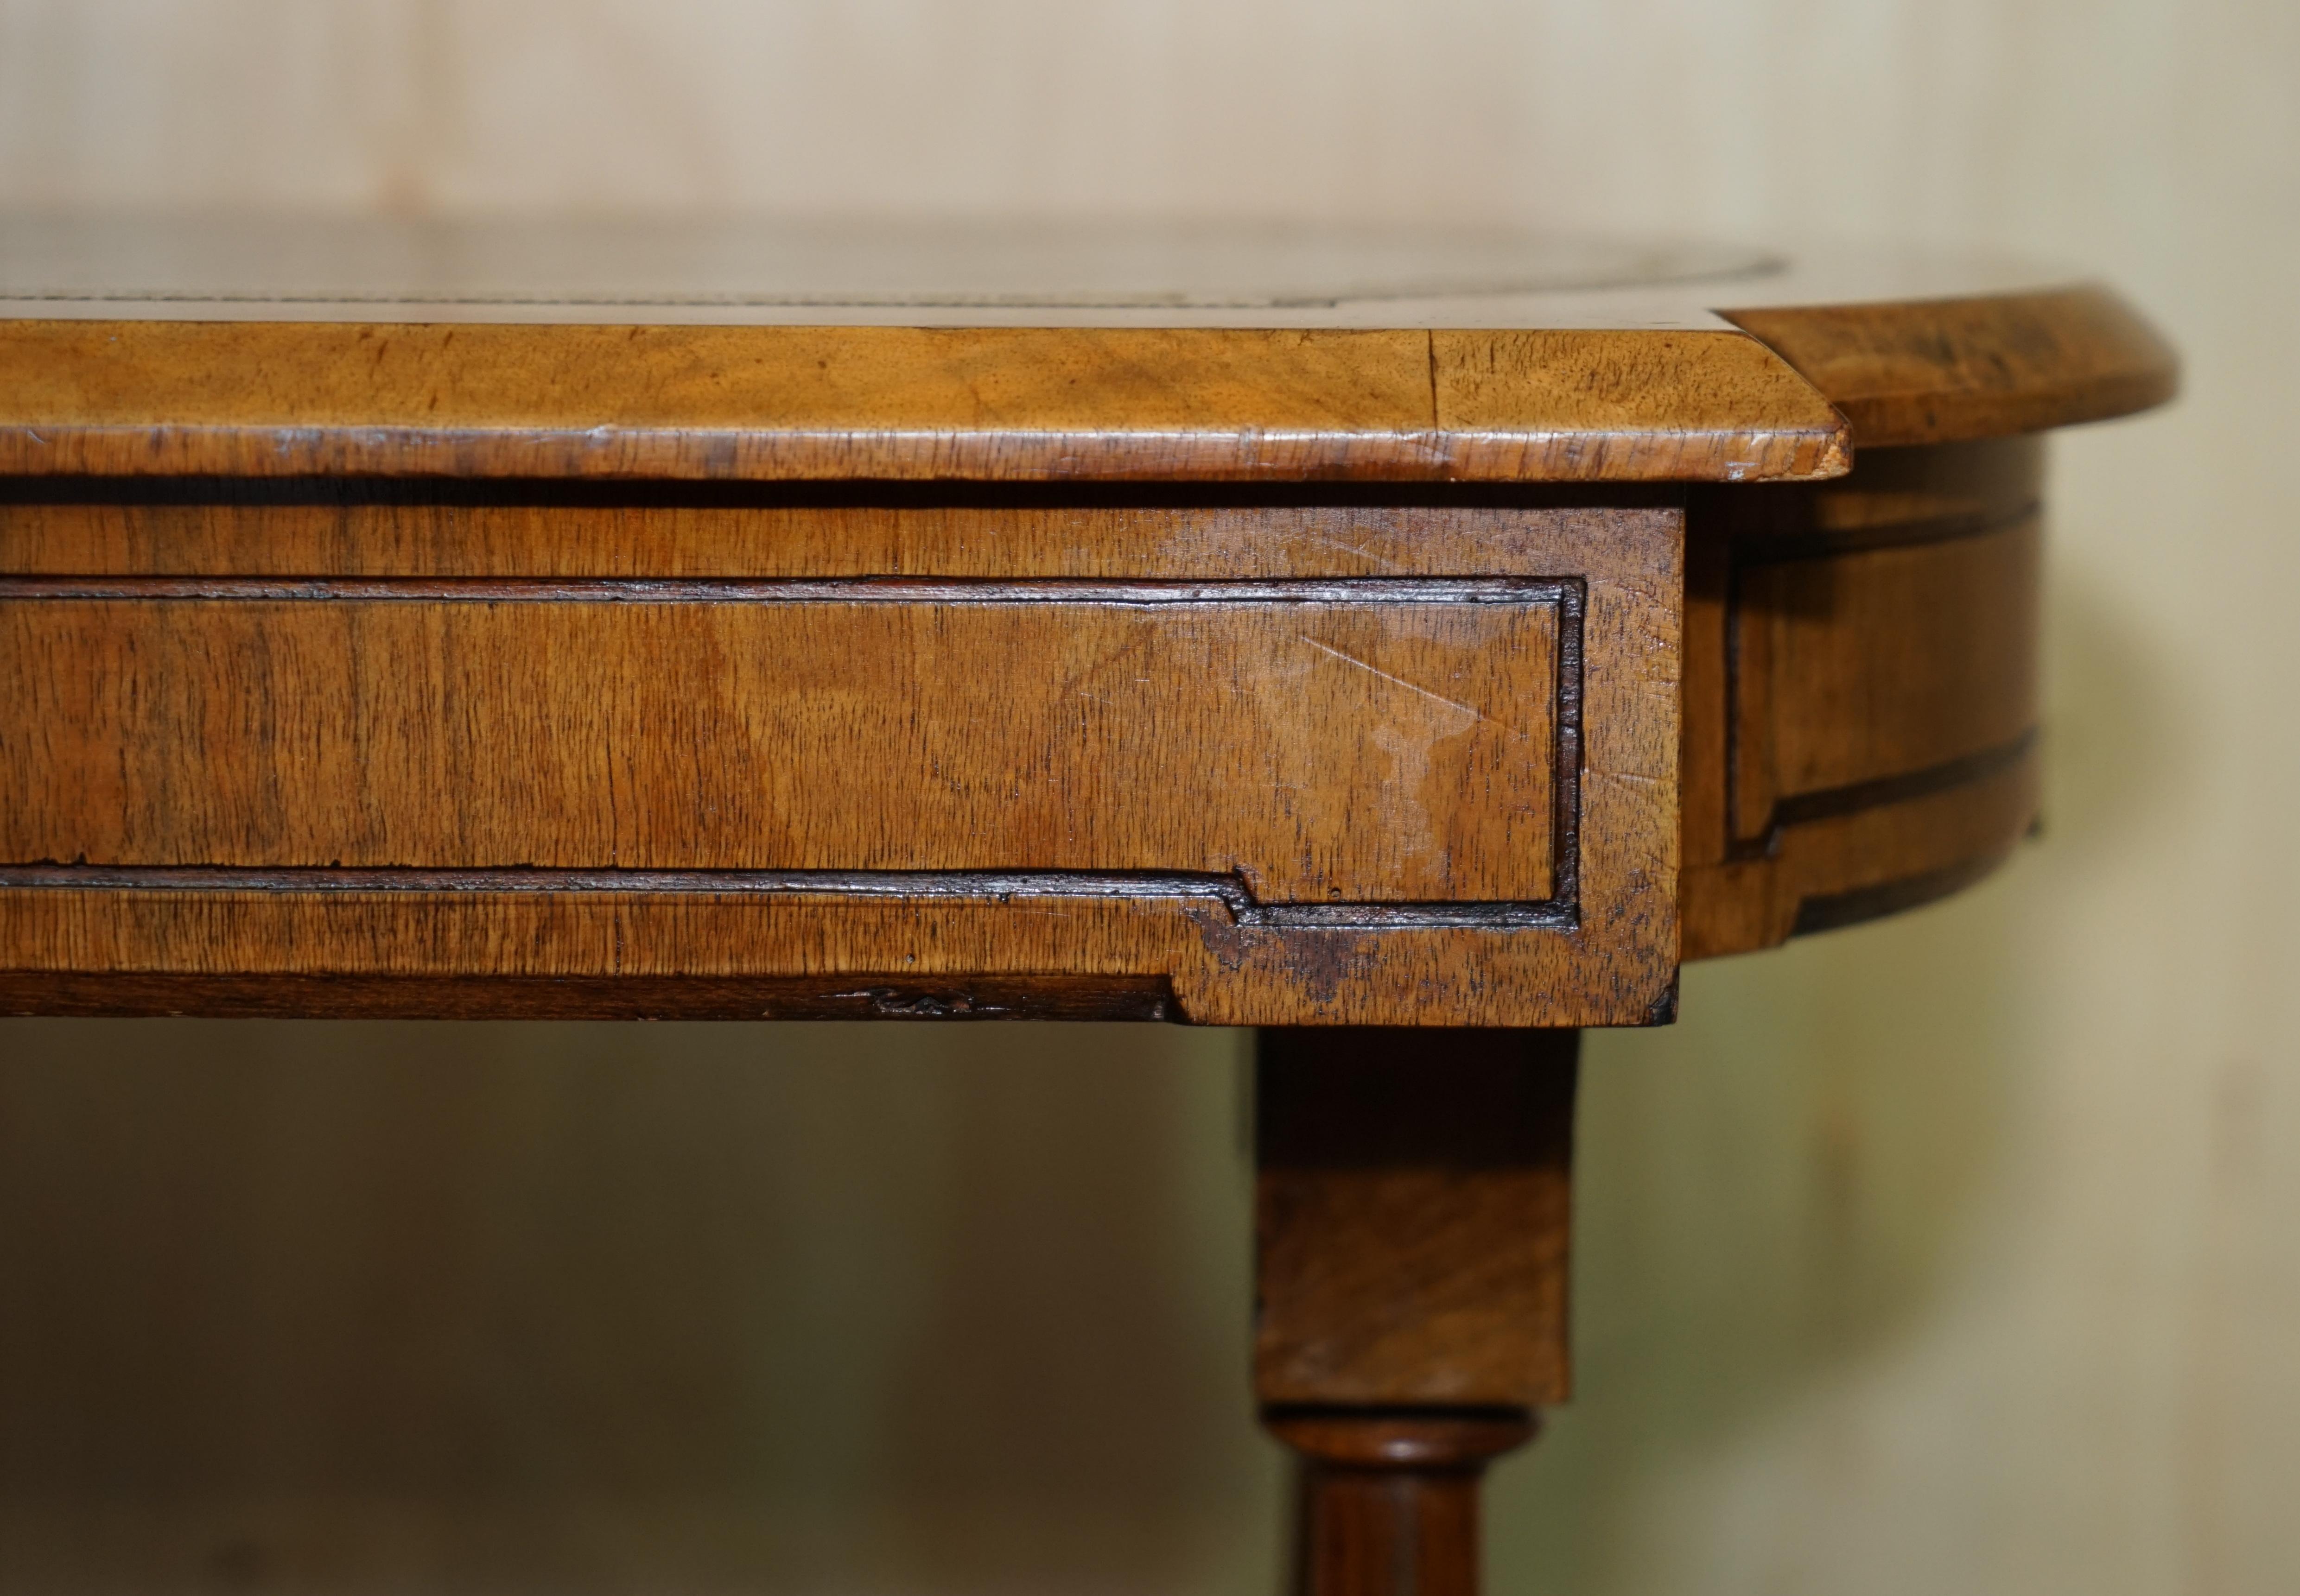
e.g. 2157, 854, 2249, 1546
0, 218, 2174, 1596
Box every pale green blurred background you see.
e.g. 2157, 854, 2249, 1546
0, 3, 2293, 1592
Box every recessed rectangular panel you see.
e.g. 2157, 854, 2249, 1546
0, 580, 1560, 906
1730, 521, 2039, 843
0, 501, 1681, 1027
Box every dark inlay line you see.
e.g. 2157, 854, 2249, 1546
1550, 579, 1586, 912
1791, 851, 2020, 938
0, 971, 1182, 1024
1732, 730, 2038, 858
1729, 501, 2040, 565
0, 864, 1575, 933
0, 575, 1572, 606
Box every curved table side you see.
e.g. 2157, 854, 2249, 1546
1682, 285, 2176, 958
1722, 282, 2180, 447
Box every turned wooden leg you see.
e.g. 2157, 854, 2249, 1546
1256, 1027, 1578, 1596
1270, 1409, 1539, 1596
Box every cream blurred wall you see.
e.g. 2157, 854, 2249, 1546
0, 3, 2293, 1593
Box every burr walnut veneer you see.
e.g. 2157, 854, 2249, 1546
0, 221, 2174, 1596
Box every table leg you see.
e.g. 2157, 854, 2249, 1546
1255, 1027, 1579, 1596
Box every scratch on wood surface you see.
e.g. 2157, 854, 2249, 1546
1305, 530, 1406, 572
1295, 634, 1530, 740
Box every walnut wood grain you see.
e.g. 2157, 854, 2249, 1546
1679, 437, 2046, 957
1256, 1029, 1577, 1409
0, 582, 1563, 903
0, 881, 1671, 1028
0, 435, 2090, 992
1722, 285, 2178, 448
0, 220, 2182, 483
0, 484, 1674, 580
0, 503, 1679, 1028
0, 222, 2187, 1596
1728, 524, 2037, 849
0, 223, 2179, 998
0, 321, 1848, 485
1257, 1028, 1571, 1596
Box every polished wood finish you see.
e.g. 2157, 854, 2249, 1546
0, 504, 1678, 1028
1256, 1029, 1576, 1408
0, 321, 1848, 484
1258, 1028, 1574, 1596
1679, 437, 2045, 956
1722, 285, 2179, 448
0, 437, 2064, 990
1271, 1412, 1538, 1596
3, 584, 1566, 899
0, 485, 1667, 579
0, 221, 2178, 477
0, 219, 2180, 1596
0, 278, 2184, 485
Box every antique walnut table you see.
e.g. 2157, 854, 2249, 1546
0, 220, 2174, 1596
